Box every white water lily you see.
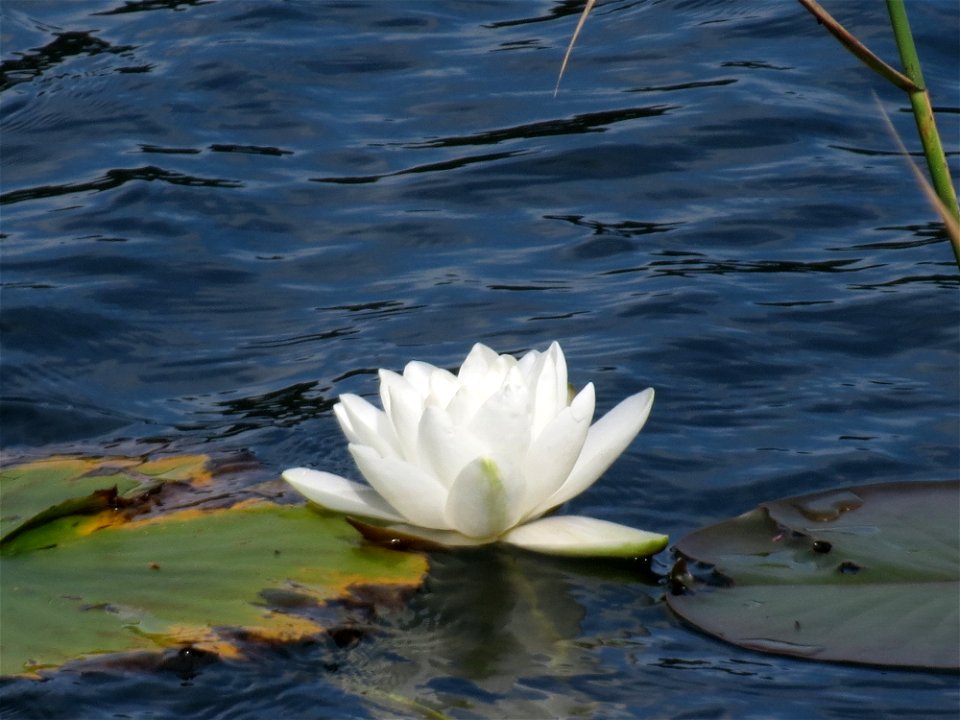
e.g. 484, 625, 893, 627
283, 342, 667, 558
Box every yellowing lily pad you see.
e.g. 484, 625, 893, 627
0, 456, 428, 676
666, 480, 959, 670
1, 456, 141, 540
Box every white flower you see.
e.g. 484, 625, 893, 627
283, 342, 667, 557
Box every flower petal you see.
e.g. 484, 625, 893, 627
428, 366, 461, 408
445, 384, 487, 427
457, 343, 499, 388
520, 382, 595, 516
379, 369, 424, 463
516, 346, 541, 380
501, 515, 668, 558
444, 457, 516, 538
349, 444, 450, 529
529, 341, 568, 439
402, 360, 438, 398
282, 467, 404, 523
467, 364, 531, 468
417, 405, 487, 487
460, 344, 519, 406
335, 394, 401, 458
532, 388, 655, 516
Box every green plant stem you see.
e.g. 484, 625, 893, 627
799, 0, 959, 265
884, 0, 960, 235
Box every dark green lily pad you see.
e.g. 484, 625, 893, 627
0, 456, 428, 676
666, 480, 959, 670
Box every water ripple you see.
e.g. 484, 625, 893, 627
0, 166, 242, 205
1, 0, 957, 715
0, 30, 136, 91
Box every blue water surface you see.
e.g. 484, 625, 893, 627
1, 0, 958, 717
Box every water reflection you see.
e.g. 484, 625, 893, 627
337, 547, 662, 714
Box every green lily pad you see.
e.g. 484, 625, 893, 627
666, 480, 959, 670
0, 456, 428, 676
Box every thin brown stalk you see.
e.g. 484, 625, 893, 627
554, 0, 597, 97
796, 0, 920, 93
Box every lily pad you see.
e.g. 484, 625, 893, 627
666, 480, 959, 670
0, 456, 427, 676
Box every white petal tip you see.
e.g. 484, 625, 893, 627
281, 466, 405, 524
282, 466, 325, 488
502, 515, 668, 558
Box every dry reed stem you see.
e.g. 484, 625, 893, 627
874, 94, 960, 264
554, 0, 596, 97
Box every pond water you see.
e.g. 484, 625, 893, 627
1, 0, 958, 717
